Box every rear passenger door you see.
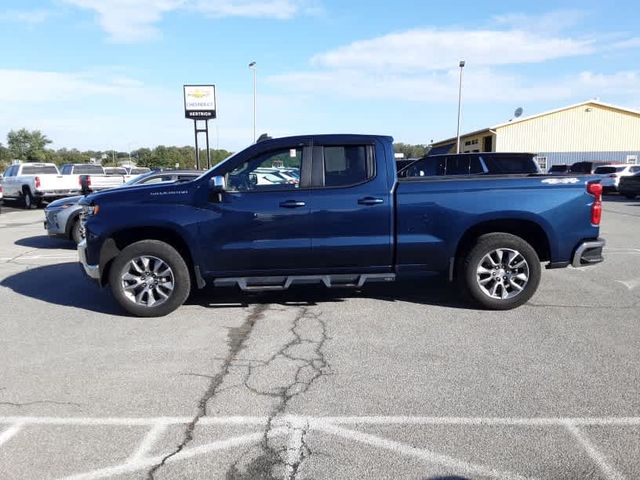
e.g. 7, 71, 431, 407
307, 140, 393, 271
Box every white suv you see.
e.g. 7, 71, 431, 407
593, 164, 640, 192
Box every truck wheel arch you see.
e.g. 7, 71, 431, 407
99, 227, 202, 289
454, 219, 551, 270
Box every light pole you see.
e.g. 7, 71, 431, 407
456, 60, 465, 154
249, 61, 257, 143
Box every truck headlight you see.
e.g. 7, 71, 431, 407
82, 204, 100, 216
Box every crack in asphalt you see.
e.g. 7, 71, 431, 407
226, 306, 331, 480
0, 400, 82, 408
0, 248, 40, 265
145, 303, 270, 480
0, 388, 82, 409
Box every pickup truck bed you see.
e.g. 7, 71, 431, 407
78, 134, 604, 317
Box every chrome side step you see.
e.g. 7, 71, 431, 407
213, 273, 396, 292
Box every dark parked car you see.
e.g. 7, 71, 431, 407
618, 173, 640, 199
569, 161, 610, 174
548, 164, 570, 174
398, 152, 540, 178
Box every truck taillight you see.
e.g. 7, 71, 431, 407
35, 176, 41, 189
587, 182, 602, 226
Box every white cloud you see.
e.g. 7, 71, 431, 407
0, 69, 161, 103
0, 68, 308, 151
63, 0, 316, 42
611, 37, 640, 49
0, 9, 52, 24
311, 28, 594, 71
491, 9, 588, 33
269, 67, 640, 104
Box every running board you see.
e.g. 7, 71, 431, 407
213, 273, 396, 292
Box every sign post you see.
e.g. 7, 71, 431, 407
183, 85, 216, 169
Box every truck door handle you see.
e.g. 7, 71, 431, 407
279, 200, 306, 208
358, 197, 384, 206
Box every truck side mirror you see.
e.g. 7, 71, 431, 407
208, 175, 226, 203
209, 175, 226, 192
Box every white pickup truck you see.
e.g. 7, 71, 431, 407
1, 163, 81, 208
60, 164, 127, 192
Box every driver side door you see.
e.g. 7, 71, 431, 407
201, 144, 312, 276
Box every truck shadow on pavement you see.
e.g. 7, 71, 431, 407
14, 235, 76, 250
189, 277, 468, 311
2, 262, 470, 315
0, 262, 122, 315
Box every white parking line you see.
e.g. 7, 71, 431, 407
317, 422, 531, 480
0, 421, 24, 447
0, 416, 637, 480
126, 422, 168, 464
0, 254, 78, 262
564, 422, 626, 480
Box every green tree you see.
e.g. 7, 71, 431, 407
393, 142, 427, 159
7, 129, 52, 161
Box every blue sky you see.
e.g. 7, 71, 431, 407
1, 0, 639, 151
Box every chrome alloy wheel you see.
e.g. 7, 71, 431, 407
476, 248, 529, 300
121, 255, 175, 307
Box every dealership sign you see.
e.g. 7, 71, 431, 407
183, 85, 216, 119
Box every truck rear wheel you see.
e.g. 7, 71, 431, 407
21, 188, 34, 209
461, 233, 541, 310
108, 240, 191, 317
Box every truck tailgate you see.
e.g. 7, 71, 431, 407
36, 174, 81, 193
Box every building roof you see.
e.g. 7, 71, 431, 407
431, 100, 640, 147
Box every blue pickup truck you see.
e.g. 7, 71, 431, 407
78, 134, 605, 317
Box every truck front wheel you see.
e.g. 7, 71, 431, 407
108, 240, 191, 317
461, 233, 541, 310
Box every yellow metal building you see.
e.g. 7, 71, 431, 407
430, 100, 640, 171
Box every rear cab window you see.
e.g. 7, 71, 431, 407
73, 165, 105, 175
323, 145, 373, 187
21, 165, 59, 175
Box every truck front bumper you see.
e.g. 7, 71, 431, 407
78, 239, 100, 281
572, 238, 605, 268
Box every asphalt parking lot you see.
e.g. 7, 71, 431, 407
0, 197, 639, 480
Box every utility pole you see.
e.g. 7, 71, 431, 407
249, 61, 257, 143
456, 60, 465, 154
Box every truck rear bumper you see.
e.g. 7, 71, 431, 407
572, 238, 605, 268
78, 240, 100, 281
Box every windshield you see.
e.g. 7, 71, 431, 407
121, 171, 156, 186
594, 166, 625, 174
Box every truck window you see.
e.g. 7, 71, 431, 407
73, 165, 105, 175
444, 156, 470, 175
21, 165, 59, 175
227, 148, 302, 192
323, 145, 372, 187
480, 155, 538, 174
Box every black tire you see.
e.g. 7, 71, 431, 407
70, 218, 83, 244
21, 188, 34, 209
108, 240, 191, 317
461, 233, 541, 310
